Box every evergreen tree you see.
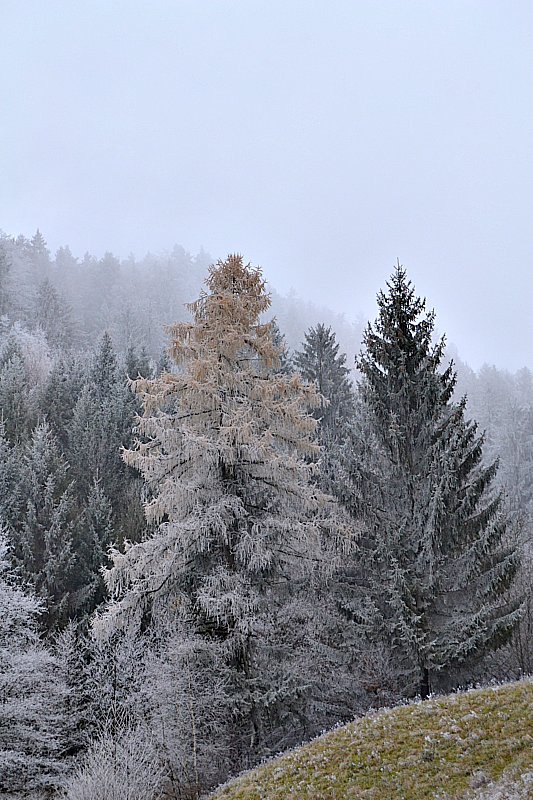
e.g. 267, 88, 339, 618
95, 255, 338, 764
348, 265, 520, 697
0, 341, 31, 444
70, 480, 113, 616
67, 333, 144, 543
0, 246, 13, 318
294, 323, 354, 490
33, 277, 75, 350
269, 320, 292, 375
41, 352, 87, 449
294, 324, 353, 433
0, 529, 68, 795
0, 423, 24, 535
16, 422, 77, 629
156, 345, 172, 376
125, 343, 152, 381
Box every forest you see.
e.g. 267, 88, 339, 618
0, 230, 531, 799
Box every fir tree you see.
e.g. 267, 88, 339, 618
349, 265, 520, 697
95, 255, 339, 762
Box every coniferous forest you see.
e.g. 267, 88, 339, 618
0, 231, 532, 799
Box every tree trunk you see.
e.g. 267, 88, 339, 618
420, 665, 430, 699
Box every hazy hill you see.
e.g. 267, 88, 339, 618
210, 680, 532, 800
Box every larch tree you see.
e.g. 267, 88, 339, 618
96, 255, 340, 761
348, 265, 520, 698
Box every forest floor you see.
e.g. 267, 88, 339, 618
209, 678, 533, 800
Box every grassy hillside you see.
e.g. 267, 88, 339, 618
210, 680, 532, 800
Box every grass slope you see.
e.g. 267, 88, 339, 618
210, 680, 532, 800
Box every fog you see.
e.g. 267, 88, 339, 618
1, 1, 532, 370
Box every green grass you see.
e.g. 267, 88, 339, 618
209, 679, 533, 800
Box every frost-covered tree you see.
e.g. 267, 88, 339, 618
0, 246, 13, 318
141, 622, 230, 797
67, 333, 144, 542
33, 277, 76, 350
0, 529, 67, 795
62, 726, 165, 800
269, 320, 292, 375
294, 324, 353, 437
347, 265, 520, 698
96, 255, 339, 761
71, 480, 113, 616
15, 422, 78, 629
41, 352, 87, 449
0, 340, 32, 443
294, 323, 354, 491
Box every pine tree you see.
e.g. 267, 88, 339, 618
95, 255, 338, 761
349, 265, 520, 697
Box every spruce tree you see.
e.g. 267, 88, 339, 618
16, 422, 78, 630
350, 265, 520, 697
294, 324, 353, 433
67, 333, 143, 543
41, 352, 86, 449
294, 323, 354, 490
0, 343, 31, 444
95, 255, 337, 762
33, 277, 76, 350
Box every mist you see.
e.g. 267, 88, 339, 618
1, 1, 532, 369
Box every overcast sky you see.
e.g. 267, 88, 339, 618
1, 1, 532, 369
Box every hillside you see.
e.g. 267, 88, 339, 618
210, 680, 533, 800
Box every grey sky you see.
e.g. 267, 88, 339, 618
1, 1, 532, 369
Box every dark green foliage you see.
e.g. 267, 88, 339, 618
346, 265, 520, 697
66, 333, 145, 543
70, 481, 113, 615
125, 344, 152, 381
